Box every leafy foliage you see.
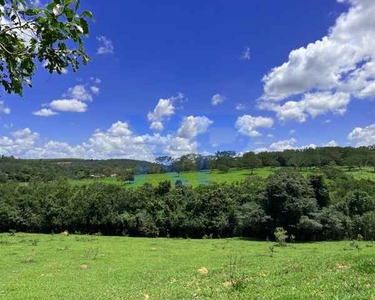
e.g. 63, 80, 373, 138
0, 0, 92, 96
1, 168, 375, 241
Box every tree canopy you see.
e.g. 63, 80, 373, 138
0, 0, 92, 96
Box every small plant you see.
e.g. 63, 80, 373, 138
94, 231, 102, 237
290, 234, 296, 243
24, 254, 34, 264
269, 245, 275, 257
84, 247, 100, 260
30, 239, 40, 246
9, 229, 16, 237
274, 227, 288, 246
227, 256, 247, 291
350, 240, 361, 252
75, 235, 96, 242
57, 246, 70, 251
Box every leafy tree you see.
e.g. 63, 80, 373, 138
218, 164, 230, 173
345, 190, 375, 217
368, 152, 375, 173
0, 0, 92, 96
264, 169, 320, 235
360, 211, 375, 240
242, 152, 262, 174
309, 175, 330, 207
214, 151, 236, 170
235, 202, 267, 237
121, 169, 134, 184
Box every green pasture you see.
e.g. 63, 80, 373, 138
70, 166, 375, 188
1, 233, 375, 299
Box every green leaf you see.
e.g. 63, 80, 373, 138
80, 18, 88, 35
81, 10, 93, 19
25, 9, 39, 16
75, 0, 81, 11
46, 2, 56, 10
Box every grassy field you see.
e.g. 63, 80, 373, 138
1, 233, 375, 299
70, 166, 375, 188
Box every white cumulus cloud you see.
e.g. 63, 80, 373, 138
50, 99, 87, 113
63, 85, 93, 101
33, 108, 58, 117
177, 116, 213, 140
348, 124, 375, 146
211, 94, 226, 106
147, 93, 185, 131
260, 0, 375, 121
235, 115, 274, 137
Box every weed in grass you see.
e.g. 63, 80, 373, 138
269, 245, 275, 257
24, 254, 34, 264
350, 240, 361, 251
57, 246, 70, 251
8, 229, 16, 237
226, 256, 247, 291
84, 247, 100, 260
30, 239, 40, 246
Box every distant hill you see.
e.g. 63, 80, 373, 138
0, 156, 164, 182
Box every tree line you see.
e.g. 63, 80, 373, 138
161, 146, 375, 173
1, 167, 375, 241
0, 156, 164, 183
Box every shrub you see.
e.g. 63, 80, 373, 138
274, 227, 288, 246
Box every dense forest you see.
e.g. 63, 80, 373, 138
0, 157, 164, 182
1, 167, 375, 241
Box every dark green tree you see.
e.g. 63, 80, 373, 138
242, 151, 262, 174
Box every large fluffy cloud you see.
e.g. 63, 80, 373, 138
63, 85, 94, 102
235, 115, 274, 137
147, 93, 184, 131
260, 92, 350, 123
177, 116, 213, 139
260, 0, 375, 121
0, 117, 213, 160
348, 124, 375, 146
34, 81, 100, 116
0, 128, 40, 156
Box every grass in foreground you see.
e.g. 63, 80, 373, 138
70, 166, 375, 188
1, 233, 375, 299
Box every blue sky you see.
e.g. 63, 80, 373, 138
1, 0, 375, 161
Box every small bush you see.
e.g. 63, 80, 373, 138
274, 227, 288, 246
